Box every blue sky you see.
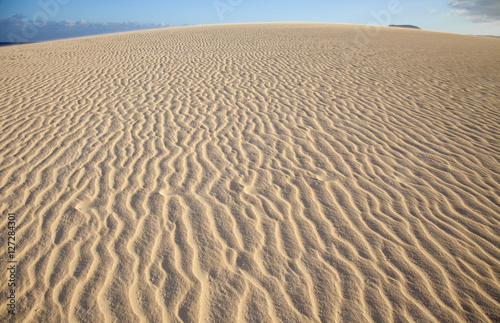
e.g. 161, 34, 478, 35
1, 0, 500, 42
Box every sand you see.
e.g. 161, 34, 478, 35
0, 23, 499, 322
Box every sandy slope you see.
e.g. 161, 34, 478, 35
0, 23, 499, 322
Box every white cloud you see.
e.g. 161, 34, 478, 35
61, 19, 75, 26
448, 0, 500, 22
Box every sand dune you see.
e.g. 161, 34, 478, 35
1, 23, 499, 322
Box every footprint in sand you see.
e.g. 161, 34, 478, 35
243, 185, 257, 195
75, 202, 93, 211
159, 188, 176, 197
316, 174, 336, 182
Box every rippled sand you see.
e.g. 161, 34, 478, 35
1, 23, 499, 322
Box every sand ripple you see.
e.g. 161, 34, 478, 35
1, 23, 500, 322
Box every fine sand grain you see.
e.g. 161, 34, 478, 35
1, 23, 500, 322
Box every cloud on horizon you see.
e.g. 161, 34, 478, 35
0, 14, 170, 43
448, 0, 500, 22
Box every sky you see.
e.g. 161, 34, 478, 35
1, 0, 500, 42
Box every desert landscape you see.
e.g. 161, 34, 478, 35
0, 23, 499, 322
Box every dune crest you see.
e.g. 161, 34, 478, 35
1, 23, 499, 322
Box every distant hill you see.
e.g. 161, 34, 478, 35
0, 42, 33, 47
478, 35, 500, 39
389, 25, 421, 30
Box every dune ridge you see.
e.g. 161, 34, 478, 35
1, 23, 500, 322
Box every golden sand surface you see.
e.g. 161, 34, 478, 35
1, 23, 499, 322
